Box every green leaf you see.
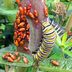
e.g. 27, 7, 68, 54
39, 57, 72, 72
0, 8, 17, 15
65, 41, 72, 48
63, 49, 72, 57
62, 32, 67, 45
49, 44, 64, 60
3, 0, 15, 10
56, 35, 62, 46
0, 24, 5, 31
0, 51, 34, 67
0, 45, 34, 67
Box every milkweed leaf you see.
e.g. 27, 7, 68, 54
62, 32, 67, 45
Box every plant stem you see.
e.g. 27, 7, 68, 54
5, 65, 9, 72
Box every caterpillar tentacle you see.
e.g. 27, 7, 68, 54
34, 21, 56, 61
49, 18, 65, 37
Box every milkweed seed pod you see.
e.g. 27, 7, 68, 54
14, 0, 42, 54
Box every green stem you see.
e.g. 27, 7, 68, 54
5, 65, 9, 72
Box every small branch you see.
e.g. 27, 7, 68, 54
5, 65, 9, 72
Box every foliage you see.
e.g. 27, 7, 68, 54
0, 0, 17, 48
56, 32, 72, 57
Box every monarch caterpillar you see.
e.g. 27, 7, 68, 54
34, 18, 56, 61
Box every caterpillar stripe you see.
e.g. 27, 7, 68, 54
34, 20, 56, 61
49, 18, 72, 40
49, 18, 65, 37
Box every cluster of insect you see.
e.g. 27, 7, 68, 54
14, 0, 48, 50
2, 52, 29, 64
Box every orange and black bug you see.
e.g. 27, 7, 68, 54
26, 35, 30, 41
17, 37, 21, 42
14, 40, 19, 47
7, 57, 14, 62
51, 60, 59, 66
24, 46, 29, 51
27, 32, 30, 35
26, 24, 30, 30
20, 15, 26, 21
20, 40, 24, 46
24, 7, 27, 14
34, 18, 39, 24
23, 57, 29, 64
26, 9, 30, 15
19, 28, 25, 32
16, 18, 20, 24
16, 0, 20, 4
28, 12, 35, 19
5, 52, 10, 56
18, 22, 25, 27
14, 23, 18, 30
44, 6, 48, 17
34, 10, 38, 17
2, 55, 8, 60
10, 53, 16, 60
19, 6, 24, 15
16, 11, 20, 18
14, 31, 18, 39
22, 33, 26, 38
20, 32, 25, 38
27, 4, 32, 10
